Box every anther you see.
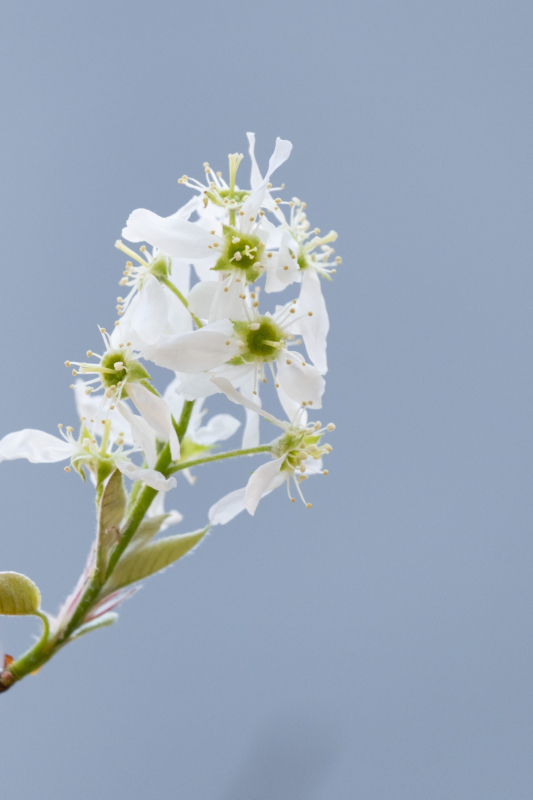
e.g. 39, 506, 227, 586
226, 340, 231, 345
86, 350, 93, 357
58, 423, 63, 429
248, 216, 255, 222
306, 503, 312, 509
327, 423, 336, 431
114, 362, 124, 371
72, 369, 78, 376
308, 311, 313, 316
65, 361, 71, 367
64, 466, 71, 473
323, 470, 329, 476
249, 322, 260, 331
286, 359, 292, 364
283, 266, 289, 270
289, 308, 295, 313
140, 245, 146, 252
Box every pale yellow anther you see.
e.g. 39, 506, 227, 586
308, 311, 313, 317
223, 286, 229, 292
86, 350, 93, 357
323, 470, 329, 476
213, 242, 219, 247
140, 246, 146, 252
249, 322, 260, 331
226, 340, 231, 345
64, 466, 71, 473
267, 252, 273, 258
327, 423, 336, 431
306, 503, 312, 509
65, 361, 71, 367
290, 308, 296, 314
114, 362, 124, 371
72, 369, 78, 376
253, 301, 259, 308
248, 216, 255, 222
286, 359, 292, 364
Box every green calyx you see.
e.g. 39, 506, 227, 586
233, 317, 285, 362
297, 252, 308, 270
99, 350, 151, 395
149, 253, 170, 280
213, 225, 264, 283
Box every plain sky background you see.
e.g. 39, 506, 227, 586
1, 1, 532, 798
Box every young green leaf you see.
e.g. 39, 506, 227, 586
103, 527, 208, 592
99, 469, 127, 533
71, 612, 119, 639
0, 572, 41, 616
125, 514, 170, 553
96, 469, 127, 582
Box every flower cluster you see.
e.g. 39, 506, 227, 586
0, 134, 338, 691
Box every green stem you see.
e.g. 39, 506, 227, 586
167, 444, 272, 475
160, 277, 203, 328
7, 612, 51, 681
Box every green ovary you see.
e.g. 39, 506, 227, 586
214, 226, 265, 282
234, 317, 285, 362
297, 252, 308, 270
99, 351, 151, 392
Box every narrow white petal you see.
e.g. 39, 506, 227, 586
168, 259, 191, 296
193, 414, 241, 445
74, 381, 134, 445
211, 376, 284, 427
208, 277, 247, 323
117, 403, 157, 468
240, 137, 292, 232
243, 456, 287, 515
0, 430, 73, 463
116, 461, 176, 492
239, 370, 261, 448
246, 132, 263, 189
143, 320, 239, 373
276, 383, 308, 426
208, 487, 247, 525
165, 289, 193, 335
122, 208, 215, 259
291, 270, 329, 373
188, 280, 219, 320
126, 383, 180, 461
276, 351, 325, 409
131, 274, 168, 345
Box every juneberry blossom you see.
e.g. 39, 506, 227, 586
0, 133, 339, 694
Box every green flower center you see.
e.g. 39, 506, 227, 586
99, 350, 151, 393
233, 317, 285, 362
213, 225, 265, 283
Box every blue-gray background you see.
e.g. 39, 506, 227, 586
1, 1, 532, 797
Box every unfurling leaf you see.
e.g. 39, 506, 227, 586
71, 612, 119, 639
104, 527, 208, 592
96, 469, 127, 582
0, 572, 41, 615
99, 469, 127, 534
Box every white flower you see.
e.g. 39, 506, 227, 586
144, 297, 326, 410
207, 377, 334, 524
0, 422, 176, 492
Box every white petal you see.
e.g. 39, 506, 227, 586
116, 461, 176, 492
208, 276, 247, 323
143, 320, 239, 373
291, 270, 329, 373
246, 132, 263, 189
117, 403, 157, 468
74, 381, 134, 445
276, 351, 325, 409
126, 384, 180, 461
162, 376, 186, 420
266, 231, 299, 293
276, 383, 308, 426
243, 456, 287, 515
131, 274, 168, 345
239, 369, 261, 448
122, 208, 215, 259
193, 414, 241, 445
168, 259, 191, 296
188, 280, 219, 320
208, 487, 247, 525
211, 376, 284, 427
0, 430, 73, 463
147, 492, 183, 529
178, 373, 222, 400
165, 288, 193, 335
240, 138, 292, 232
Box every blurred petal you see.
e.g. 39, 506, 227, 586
277, 351, 325, 409
243, 456, 287, 515
208, 487, 247, 525
193, 414, 241, 445
122, 208, 215, 259
116, 461, 176, 492
0, 430, 73, 463
131, 274, 168, 345
126, 383, 180, 461
117, 402, 157, 468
